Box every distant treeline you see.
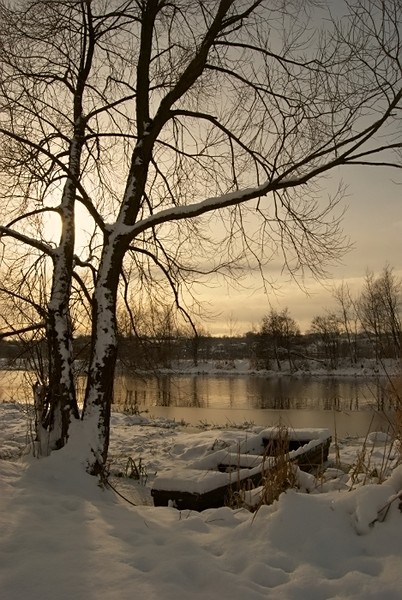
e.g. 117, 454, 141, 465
1, 266, 400, 372
0, 328, 397, 372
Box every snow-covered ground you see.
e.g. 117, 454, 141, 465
1, 401, 402, 599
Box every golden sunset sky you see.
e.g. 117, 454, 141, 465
199, 165, 401, 336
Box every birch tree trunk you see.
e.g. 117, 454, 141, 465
82, 235, 125, 474
34, 2, 95, 452
37, 131, 86, 452
41, 176, 80, 453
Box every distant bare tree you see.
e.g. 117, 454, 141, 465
260, 308, 300, 371
333, 282, 359, 364
310, 313, 342, 368
358, 266, 402, 359
0, 0, 400, 474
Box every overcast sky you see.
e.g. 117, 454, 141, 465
198, 164, 402, 336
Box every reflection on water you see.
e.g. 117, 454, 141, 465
115, 373, 395, 437
115, 373, 393, 412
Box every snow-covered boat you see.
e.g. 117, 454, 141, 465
151, 428, 332, 511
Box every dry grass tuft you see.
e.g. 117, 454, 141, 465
347, 429, 397, 487
345, 373, 402, 487
257, 426, 297, 507
388, 375, 402, 448
225, 426, 298, 511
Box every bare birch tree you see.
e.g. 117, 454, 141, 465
0, 0, 400, 474
260, 308, 300, 371
358, 266, 402, 359
310, 313, 342, 368
333, 282, 359, 364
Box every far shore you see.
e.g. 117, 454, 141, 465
119, 357, 401, 379
0, 356, 400, 380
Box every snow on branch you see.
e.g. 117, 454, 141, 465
0, 225, 55, 257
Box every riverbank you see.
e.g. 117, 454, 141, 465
127, 357, 401, 379
2, 356, 400, 378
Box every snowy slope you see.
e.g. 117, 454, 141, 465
1, 402, 402, 600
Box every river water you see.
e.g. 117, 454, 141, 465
115, 372, 395, 438
0, 369, 396, 438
